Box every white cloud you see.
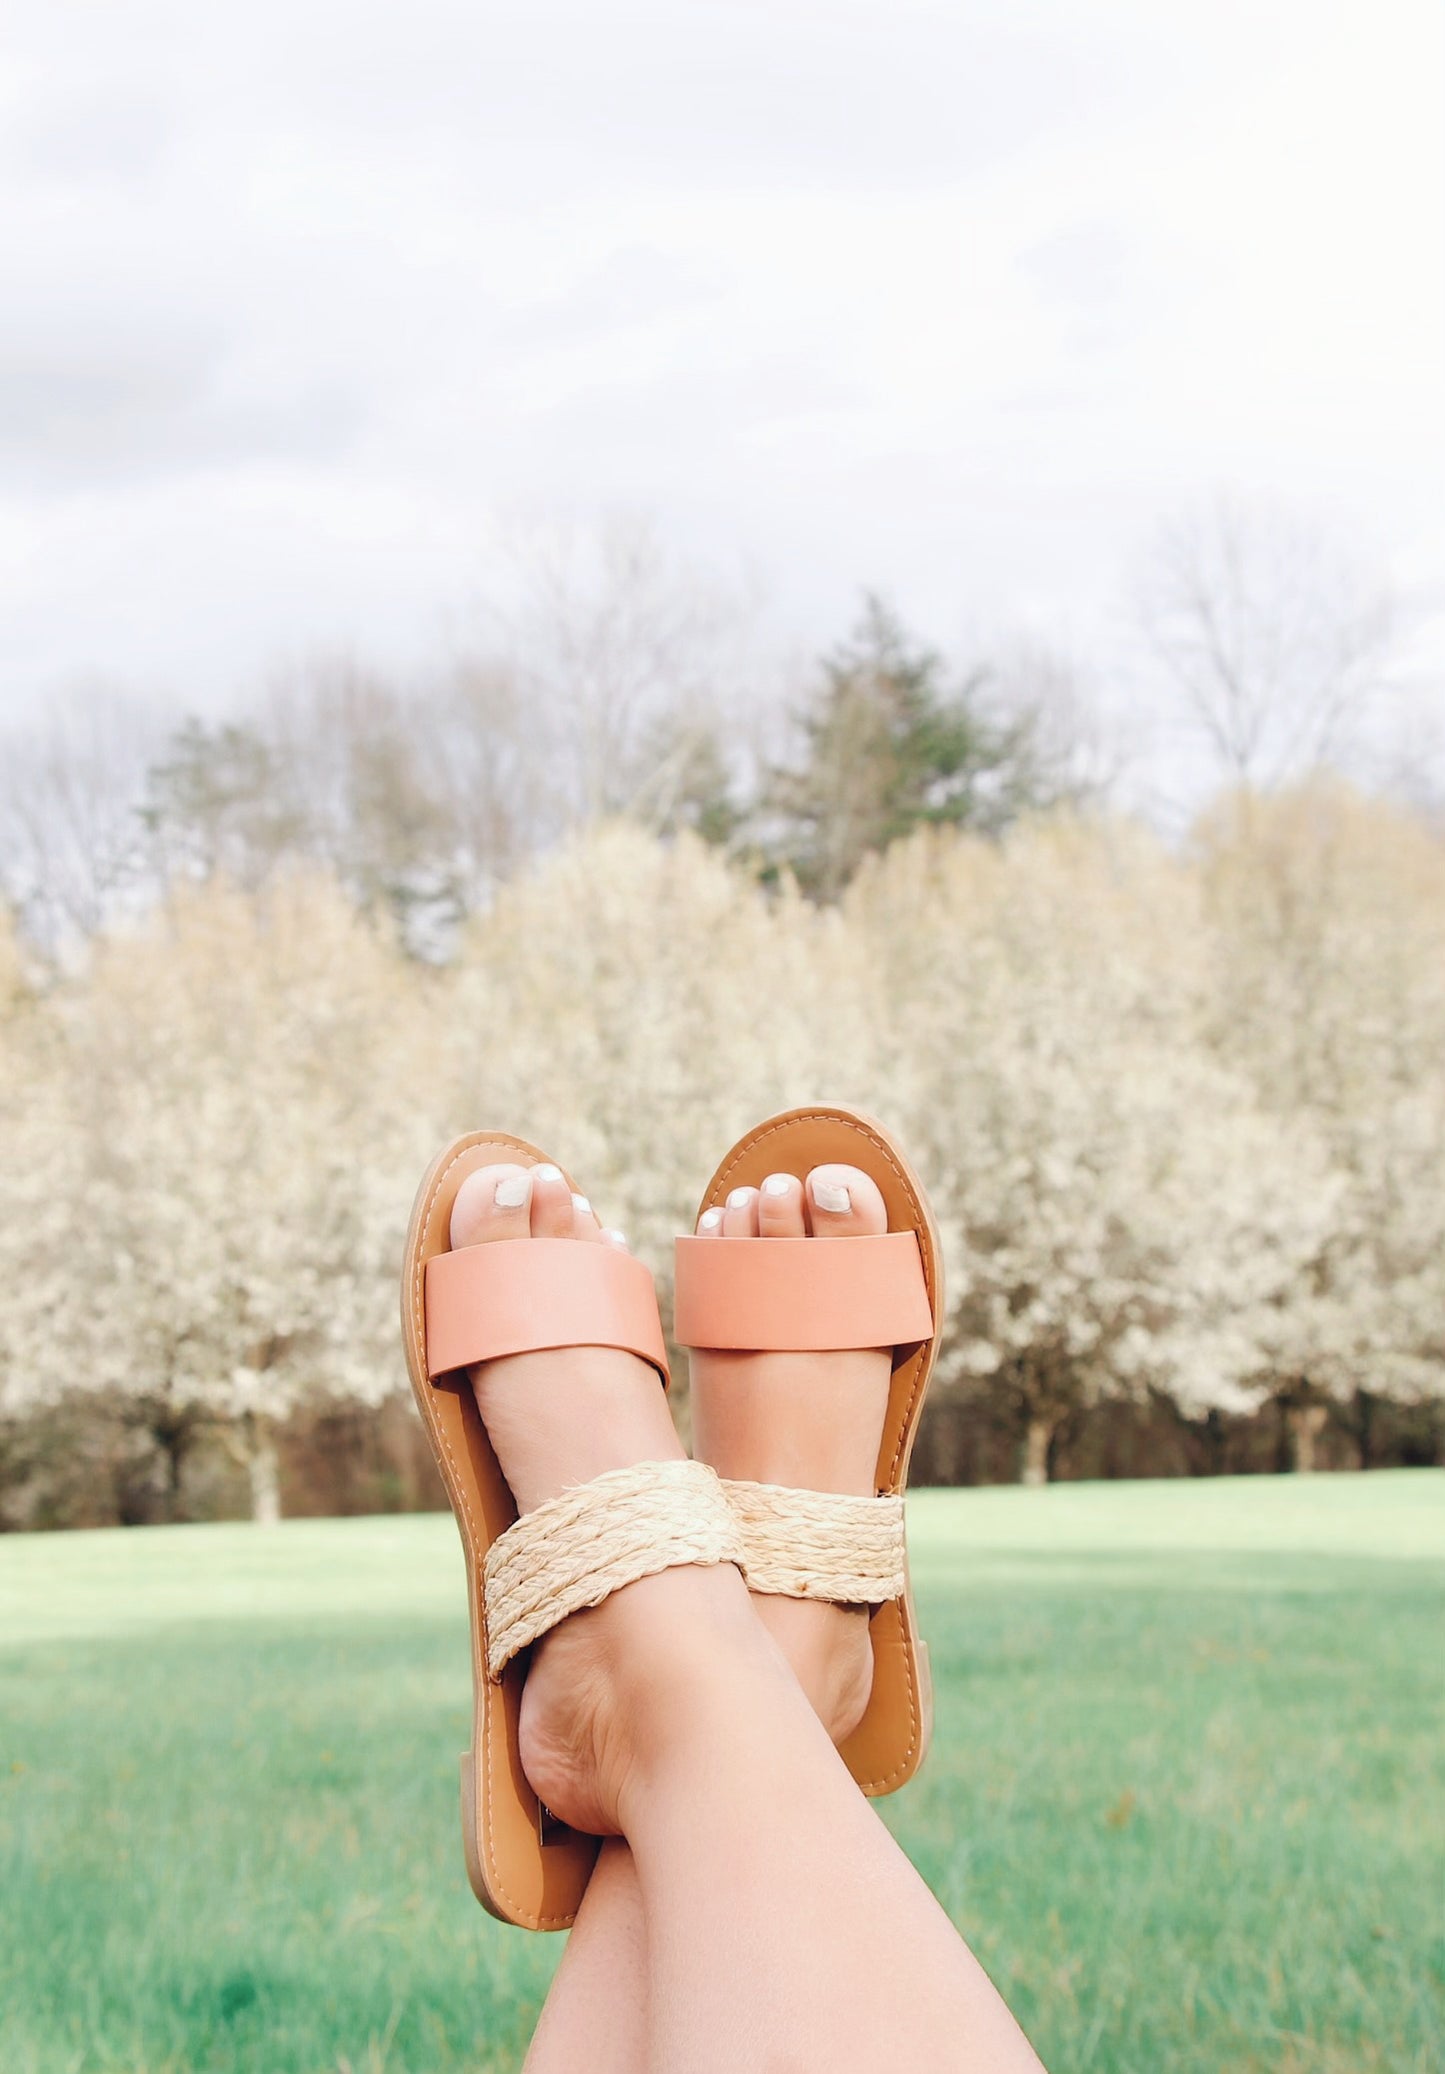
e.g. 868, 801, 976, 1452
0, 0, 1439, 767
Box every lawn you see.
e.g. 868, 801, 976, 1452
1, 1473, 1442, 2074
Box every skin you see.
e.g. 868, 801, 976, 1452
449, 1159, 1045, 2074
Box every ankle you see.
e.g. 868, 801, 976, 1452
585, 1564, 795, 1818
750, 1597, 874, 1744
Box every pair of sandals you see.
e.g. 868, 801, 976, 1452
401, 1104, 942, 1932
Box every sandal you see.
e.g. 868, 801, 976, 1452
673, 1104, 942, 1796
402, 1130, 744, 1930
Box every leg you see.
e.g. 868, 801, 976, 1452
621, 1607, 1041, 2074
449, 1161, 1044, 2074
525, 1159, 913, 2071
523, 1840, 648, 2074
527, 1579, 1042, 2074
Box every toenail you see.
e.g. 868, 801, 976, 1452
602, 1228, 628, 1248
726, 1187, 753, 1210
494, 1174, 532, 1209
699, 1208, 723, 1230
571, 1193, 592, 1215
761, 1174, 793, 1197
534, 1163, 563, 1182
812, 1178, 852, 1214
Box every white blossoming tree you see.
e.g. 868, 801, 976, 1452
439, 824, 836, 1363
6, 874, 439, 1520
1, 781, 1439, 1515
1198, 785, 1445, 1465
842, 817, 1344, 1478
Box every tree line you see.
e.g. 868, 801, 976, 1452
1, 781, 1440, 1526
5, 501, 1429, 958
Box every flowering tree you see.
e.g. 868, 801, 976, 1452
1, 782, 1440, 1516
1198, 785, 1445, 1463
843, 817, 1340, 1477
441, 823, 834, 1322
0, 913, 81, 1420
5, 874, 438, 1520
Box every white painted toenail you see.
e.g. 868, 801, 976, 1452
699, 1208, 723, 1230
726, 1187, 753, 1210
534, 1163, 563, 1182
571, 1193, 592, 1215
602, 1228, 628, 1248
812, 1179, 852, 1214
762, 1174, 793, 1197
494, 1174, 532, 1209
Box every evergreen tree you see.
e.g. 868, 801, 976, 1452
766, 595, 1037, 899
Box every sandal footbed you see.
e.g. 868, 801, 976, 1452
401, 1130, 600, 1930
688, 1104, 940, 1795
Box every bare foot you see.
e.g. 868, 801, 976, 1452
688, 1164, 892, 1744
448, 1161, 763, 1836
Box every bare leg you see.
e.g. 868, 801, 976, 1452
621, 1609, 1040, 2074
523, 1840, 648, 2074
522, 1563, 1043, 2074
449, 1161, 1044, 2074
524, 1161, 899, 2071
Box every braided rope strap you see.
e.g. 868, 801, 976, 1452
483, 1459, 745, 1681
724, 1479, 907, 1605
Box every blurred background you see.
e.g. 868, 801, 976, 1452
1, 0, 1441, 1525
1, 9, 1443, 2070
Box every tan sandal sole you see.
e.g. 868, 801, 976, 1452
400, 1130, 600, 1930
689, 1103, 941, 1794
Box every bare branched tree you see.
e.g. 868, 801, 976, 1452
466, 512, 766, 836
261, 656, 475, 931
1138, 501, 1395, 788
0, 519, 771, 957
420, 653, 545, 897
0, 686, 161, 950
977, 639, 1126, 809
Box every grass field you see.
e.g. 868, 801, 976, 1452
2, 1473, 1442, 2074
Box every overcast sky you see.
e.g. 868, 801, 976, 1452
2, 0, 1442, 781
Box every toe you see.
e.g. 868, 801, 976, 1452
600, 1227, 630, 1252
529, 1162, 577, 1238
696, 1205, 724, 1237
757, 1171, 806, 1237
450, 1163, 532, 1248
806, 1163, 886, 1237
721, 1185, 760, 1238
570, 1190, 602, 1240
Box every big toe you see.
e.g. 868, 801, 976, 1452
806, 1163, 887, 1237
450, 1163, 533, 1247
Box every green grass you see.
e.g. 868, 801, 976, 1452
2, 1473, 1442, 2074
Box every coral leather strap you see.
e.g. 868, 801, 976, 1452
425, 1238, 670, 1385
673, 1231, 932, 1352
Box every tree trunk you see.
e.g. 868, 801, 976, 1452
1353, 1389, 1376, 1471
1286, 1401, 1328, 1474
157, 1429, 188, 1521
1021, 1415, 1056, 1486
247, 1428, 282, 1524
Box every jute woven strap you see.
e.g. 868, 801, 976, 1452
482, 1459, 744, 1680
724, 1479, 906, 1605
